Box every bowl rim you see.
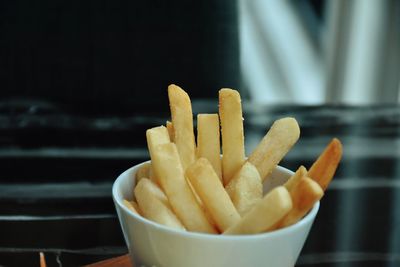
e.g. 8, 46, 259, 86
112, 161, 320, 240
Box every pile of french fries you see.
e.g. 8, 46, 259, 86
124, 85, 342, 235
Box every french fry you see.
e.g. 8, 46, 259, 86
224, 186, 292, 235
283, 165, 307, 192
123, 199, 141, 215
168, 84, 196, 170
151, 142, 217, 233
130, 200, 141, 214
131, 85, 342, 236
166, 120, 174, 142
186, 158, 240, 232
219, 88, 245, 185
225, 162, 262, 216
135, 179, 169, 206
40, 252, 47, 267
146, 126, 171, 158
135, 162, 152, 184
146, 126, 171, 182
196, 114, 222, 180
248, 117, 300, 182
276, 177, 323, 228
308, 138, 342, 191
135, 178, 186, 230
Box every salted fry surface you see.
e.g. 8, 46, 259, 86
168, 84, 196, 170
146, 126, 171, 183
284, 166, 307, 192
224, 186, 292, 235
248, 117, 300, 181
196, 114, 222, 180
135, 178, 185, 230
186, 158, 240, 232
219, 88, 245, 185
225, 162, 262, 216
279, 177, 323, 228
151, 142, 217, 233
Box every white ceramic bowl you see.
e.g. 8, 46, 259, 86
113, 161, 319, 267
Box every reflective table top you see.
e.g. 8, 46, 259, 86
1, 104, 400, 266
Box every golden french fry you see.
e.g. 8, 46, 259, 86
219, 88, 245, 185
284, 166, 307, 192
168, 84, 196, 170
196, 114, 222, 180
146, 126, 171, 182
278, 177, 323, 228
166, 120, 174, 142
40, 252, 47, 267
130, 200, 141, 213
151, 142, 217, 233
186, 158, 240, 232
248, 117, 300, 182
123, 199, 141, 215
225, 162, 262, 216
146, 126, 171, 158
135, 178, 185, 230
223, 186, 292, 235
148, 166, 155, 183
308, 138, 342, 191
135, 178, 169, 206
135, 162, 152, 184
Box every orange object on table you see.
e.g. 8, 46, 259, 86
85, 254, 133, 267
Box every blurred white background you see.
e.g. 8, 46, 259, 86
240, 0, 400, 105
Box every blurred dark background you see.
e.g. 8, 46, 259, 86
0, 0, 239, 114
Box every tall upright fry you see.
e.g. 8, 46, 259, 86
197, 114, 222, 180
168, 84, 196, 170
248, 117, 300, 182
146, 126, 171, 183
308, 138, 342, 191
219, 88, 245, 185
151, 142, 217, 233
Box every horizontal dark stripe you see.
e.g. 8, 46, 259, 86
0, 148, 149, 159
0, 246, 126, 255
298, 252, 400, 265
0, 157, 139, 182
0, 182, 113, 199
0, 214, 115, 221
1, 135, 400, 159
0, 218, 125, 248
1, 177, 400, 203
0, 196, 115, 216
1, 156, 400, 182
0, 248, 127, 266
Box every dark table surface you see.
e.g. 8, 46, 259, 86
1, 102, 400, 267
